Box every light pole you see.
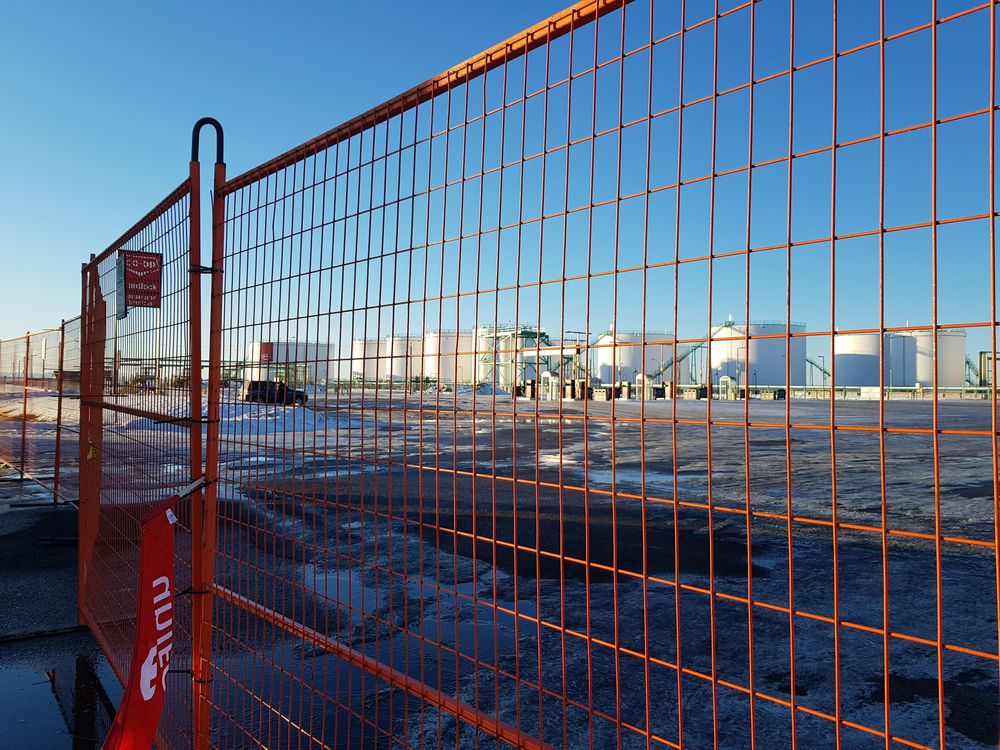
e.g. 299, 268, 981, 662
819, 354, 826, 392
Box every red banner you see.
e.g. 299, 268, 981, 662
101, 496, 179, 750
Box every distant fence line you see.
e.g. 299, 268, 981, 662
0, 318, 81, 504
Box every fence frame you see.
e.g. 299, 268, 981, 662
190, 116, 225, 748
0, 324, 76, 506
77, 172, 200, 750
8, 0, 993, 746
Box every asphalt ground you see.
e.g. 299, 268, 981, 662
0, 475, 117, 749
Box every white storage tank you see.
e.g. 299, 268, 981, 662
408, 336, 424, 381
423, 331, 477, 384
709, 321, 807, 386
593, 331, 642, 384
833, 333, 880, 387
884, 333, 915, 387
351, 338, 385, 382
421, 331, 441, 382
829, 332, 962, 388
386, 335, 412, 381
899, 330, 966, 388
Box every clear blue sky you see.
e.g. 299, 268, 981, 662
0, 0, 569, 340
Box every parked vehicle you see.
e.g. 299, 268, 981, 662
240, 380, 307, 405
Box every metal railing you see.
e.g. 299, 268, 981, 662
0, 319, 81, 505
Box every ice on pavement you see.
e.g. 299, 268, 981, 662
125, 401, 364, 433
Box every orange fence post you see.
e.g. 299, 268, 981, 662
53, 318, 66, 505
78, 259, 103, 625
190, 117, 224, 750
19, 331, 29, 478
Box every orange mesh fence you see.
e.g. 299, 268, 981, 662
78, 178, 201, 750
55, 316, 83, 504
0, 335, 32, 477
0, 320, 81, 504
22, 328, 68, 489
204, 1, 998, 748
42, 0, 1000, 747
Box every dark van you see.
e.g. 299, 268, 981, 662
240, 380, 308, 405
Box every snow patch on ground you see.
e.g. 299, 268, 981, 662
125, 402, 364, 433
0, 393, 76, 423
454, 384, 510, 396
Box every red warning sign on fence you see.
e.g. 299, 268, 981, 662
100, 495, 178, 750
116, 251, 162, 319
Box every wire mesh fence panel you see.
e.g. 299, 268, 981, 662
0, 322, 81, 501
55, 316, 83, 503
204, 1, 1000, 748
79, 179, 201, 750
0, 335, 30, 476
19, 327, 67, 490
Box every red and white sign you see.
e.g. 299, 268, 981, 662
116, 251, 162, 319
101, 495, 178, 750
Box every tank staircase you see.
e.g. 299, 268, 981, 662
965, 355, 980, 387
644, 320, 737, 383
806, 357, 831, 384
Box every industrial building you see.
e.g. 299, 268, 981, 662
241, 321, 975, 398
347, 326, 574, 390
244, 341, 336, 385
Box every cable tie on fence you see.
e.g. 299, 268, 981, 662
189, 264, 222, 275
177, 476, 207, 500
151, 415, 218, 426
151, 415, 192, 425
174, 587, 211, 598
167, 668, 213, 684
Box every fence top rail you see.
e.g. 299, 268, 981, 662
84, 177, 192, 271
0, 327, 62, 345
218, 0, 627, 197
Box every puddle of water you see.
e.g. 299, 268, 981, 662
456, 460, 514, 473
219, 455, 274, 467
406, 578, 477, 601
538, 453, 576, 467
580, 467, 681, 492
211, 595, 520, 748
415, 614, 515, 660
0, 635, 117, 749
304, 564, 384, 623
